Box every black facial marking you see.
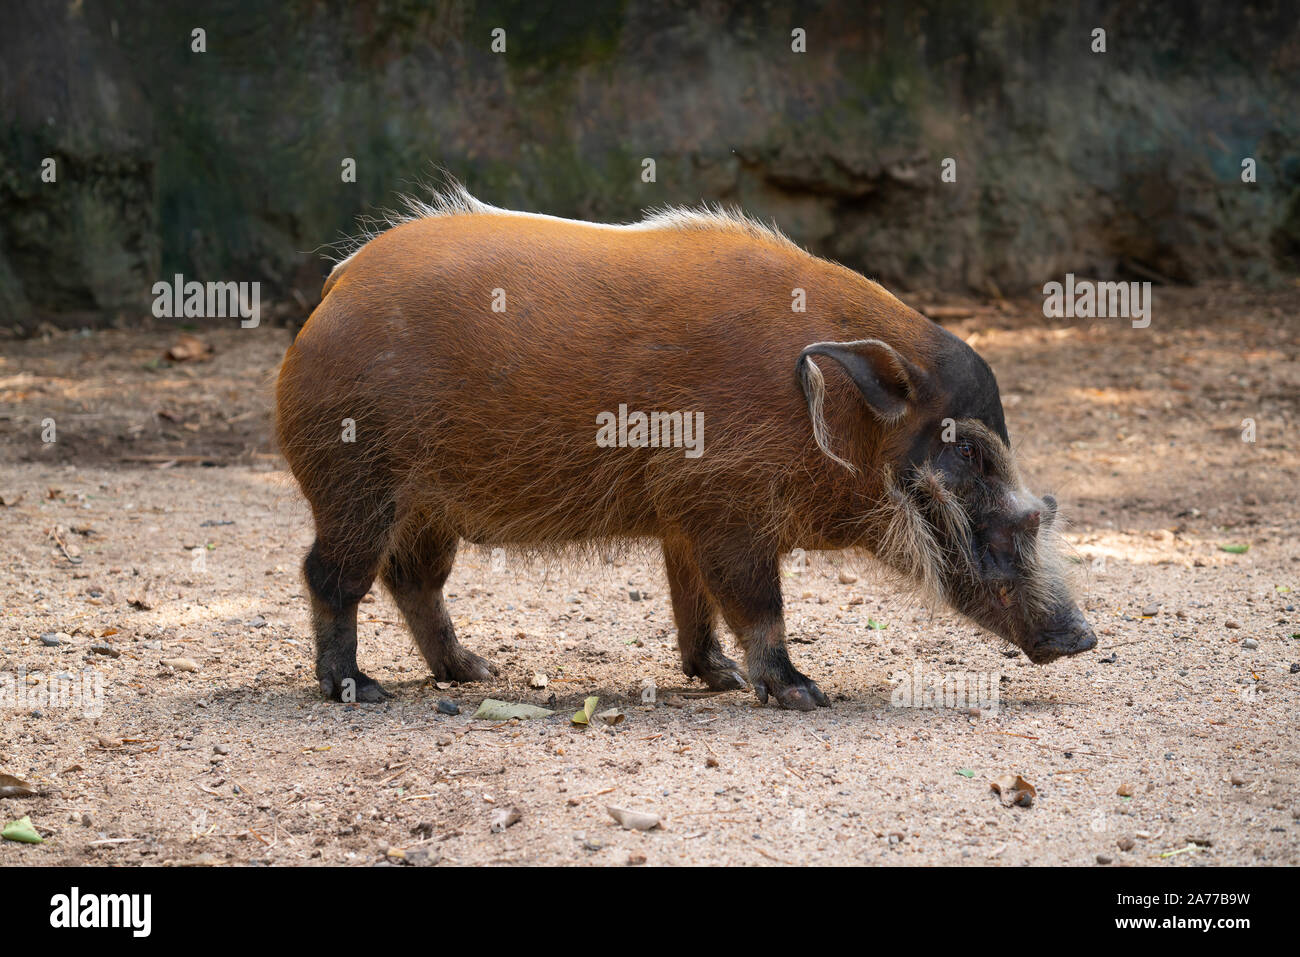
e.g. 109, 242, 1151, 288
932, 328, 1009, 445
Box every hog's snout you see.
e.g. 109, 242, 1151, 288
1023, 603, 1097, 663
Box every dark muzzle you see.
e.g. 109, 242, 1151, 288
1023, 602, 1097, 663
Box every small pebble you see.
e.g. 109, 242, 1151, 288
1096, 854, 1113, 865
213, 743, 229, 755
1241, 638, 1259, 650
404, 846, 440, 867
628, 589, 641, 601
89, 642, 120, 658
436, 699, 459, 716
1225, 620, 1241, 629
40, 632, 64, 647
490, 806, 522, 832
1117, 837, 1135, 852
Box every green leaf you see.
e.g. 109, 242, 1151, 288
471, 699, 555, 721
2, 816, 43, 844
955, 768, 975, 778
1218, 543, 1250, 554
571, 696, 599, 726
867, 618, 888, 630
1276, 585, 1290, 594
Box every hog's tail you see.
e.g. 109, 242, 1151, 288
320, 252, 356, 299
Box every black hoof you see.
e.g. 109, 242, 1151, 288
432, 649, 497, 684
319, 669, 391, 703
752, 672, 829, 711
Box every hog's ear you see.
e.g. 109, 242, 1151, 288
796, 339, 924, 471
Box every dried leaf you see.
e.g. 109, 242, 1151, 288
990, 774, 1037, 808
161, 658, 200, 672
0, 774, 37, 799
164, 334, 214, 363
607, 806, 661, 831
595, 708, 625, 726
471, 699, 554, 721
571, 696, 599, 726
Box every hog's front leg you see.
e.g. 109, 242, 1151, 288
689, 539, 829, 711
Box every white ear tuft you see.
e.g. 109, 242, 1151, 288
800, 356, 858, 473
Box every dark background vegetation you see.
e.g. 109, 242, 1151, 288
2, 0, 1298, 328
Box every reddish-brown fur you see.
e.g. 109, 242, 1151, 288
277, 197, 979, 707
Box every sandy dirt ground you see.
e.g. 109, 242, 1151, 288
0, 282, 1297, 866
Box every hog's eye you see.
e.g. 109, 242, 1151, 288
954, 441, 983, 471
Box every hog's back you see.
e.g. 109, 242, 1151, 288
277, 212, 890, 544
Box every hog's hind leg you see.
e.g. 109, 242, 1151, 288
663, 535, 746, 691
305, 531, 391, 704
381, 522, 497, 684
